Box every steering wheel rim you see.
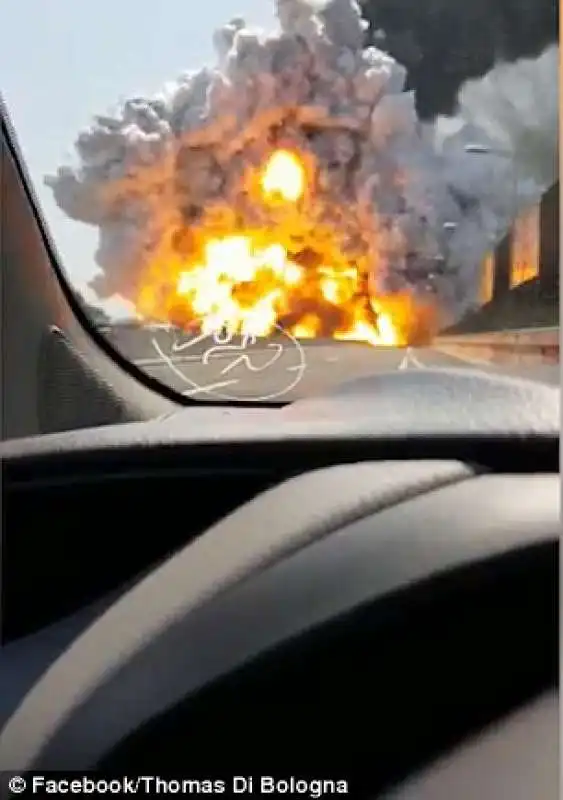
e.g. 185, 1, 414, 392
0, 463, 558, 771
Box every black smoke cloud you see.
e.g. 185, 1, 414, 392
361, 0, 558, 120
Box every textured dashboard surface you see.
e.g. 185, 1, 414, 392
1, 369, 559, 465
37, 327, 132, 433
0, 463, 557, 771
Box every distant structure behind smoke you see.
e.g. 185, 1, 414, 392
44, 0, 542, 329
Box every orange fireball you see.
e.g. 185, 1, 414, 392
134, 147, 437, 346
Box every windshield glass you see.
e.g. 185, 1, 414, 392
2, 0, 558, 402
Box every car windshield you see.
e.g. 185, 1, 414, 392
2, 0, 558, 403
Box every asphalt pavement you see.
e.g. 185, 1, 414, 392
130, 332, 559, 402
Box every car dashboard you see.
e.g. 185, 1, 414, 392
0, 367, 559, 797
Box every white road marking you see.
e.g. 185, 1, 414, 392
135, 354, 203, 367
407, 349, 426, 369
398, 350, 410, 370
398, 347, 426, 370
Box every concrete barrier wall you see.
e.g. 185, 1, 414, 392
435, 327, 560, 366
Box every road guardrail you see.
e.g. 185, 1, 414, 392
435, 327, 560, 365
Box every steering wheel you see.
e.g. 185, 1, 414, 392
0, 368, 558, 797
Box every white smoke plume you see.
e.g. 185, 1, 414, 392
455, 44, 559, 191
45, 0, 536, 326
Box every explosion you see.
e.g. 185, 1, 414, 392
143, 145, 404, 345
261, 149, 305, 201
45, 0, 528, 346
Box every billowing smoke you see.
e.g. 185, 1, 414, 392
455, 45, 559, 191
45, 0, 539, 328
360, 0, 558, 123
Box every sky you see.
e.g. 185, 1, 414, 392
2, 0, 556, 320
1, 0, 276, 316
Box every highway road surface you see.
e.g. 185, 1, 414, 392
127, 332, 559, 401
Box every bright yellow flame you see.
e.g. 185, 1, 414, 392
261, 149, 305, 203
284, 262, 304, 285
177, 235, 293, 337
334, 317, 397, 347
174, 231, 402, 346
135, 147, 430, 349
